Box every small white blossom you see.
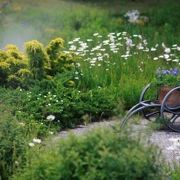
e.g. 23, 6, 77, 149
151, 48, 156, 51
29, 143, 35, 147
153, 57, 158, 61
33, 138, 42, 144
164, 54, 170, 59
164, 48, 171, 54
46, 115, 55, 121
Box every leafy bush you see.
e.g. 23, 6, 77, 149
170, 167, 180, 180
0, 88, 54, 179
25, 40, 48, 80
153, 68, 180, 87
0, 104, 28, 180
21, 76, 119, 128
46, 38, 77, 76
0, 45, 30, 88
12, 127, 167, 180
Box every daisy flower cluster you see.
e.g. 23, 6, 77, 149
67, 32, 180, 68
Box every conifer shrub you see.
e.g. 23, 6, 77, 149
46, 38, 64, 60
26, 40, 48, 80
46, 38, 76, 76
0, 45, 30, 87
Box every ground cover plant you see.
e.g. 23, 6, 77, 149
0, 0, 179, 179
0, 89, 50, 180
12, 127, 169, 180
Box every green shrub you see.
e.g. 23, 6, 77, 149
12, 127, 167, 180
46, 38, 64, 60
26, 40, 48, 80
170, 167, 180, 180
20, 74, 119, 128
0, 45, 29, 87
0, 61, 10, 85
0, 87, 54, 179
0, 104, 28, 180
46, 38, 76, 76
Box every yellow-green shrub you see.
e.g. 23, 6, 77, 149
46, 38, 64, 60
46, 38, 76, 75
0, 62, 10, 85
0, 38, 76, 88
0, 45, 29, 87
26, 40, 48, 80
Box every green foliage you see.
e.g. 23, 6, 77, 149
153, 68, 180, 87
46, 38, 76, 76
0, 38, 78, 88
12, 127, 167, 180
20, 74, 119, 128
0, 45, 30, 88
0, 61, 10, 85
46, 38, 64, 60
25, 40, 48, 80
0, 102, 30, 180
0, 113, 27, 180
170, 167, 180, 180
0, 87, 54, 179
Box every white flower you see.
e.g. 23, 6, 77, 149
173, 59, 179, 62
124, 10, 140, 23
98, 56, 103, 61
164, 54, 170, 59
137, 43, 144, 50
19, 122, 25, 126
162, 42, 166, 48
46, 115, 55, 121
164, 48, 171, 54
49, 131, 54, 135
126, 38, 133, 47
143, 49, 149, 52
15, 161, 19, 165
93, 33, 99, 36
69, 45, 76, 51
151, 48, 156, 51
73, 38, 80, 42
153, 57, 158, 60
159, 55, 164, 58
87, 39, 93, 42
33, 138, 41, 144
68, 41, 73, 44
133, 34, 139, 37
29, 142, 35, 147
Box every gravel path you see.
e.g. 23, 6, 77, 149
54, 118, 180, 165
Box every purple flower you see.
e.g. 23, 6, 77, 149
171, 68, 179, 76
